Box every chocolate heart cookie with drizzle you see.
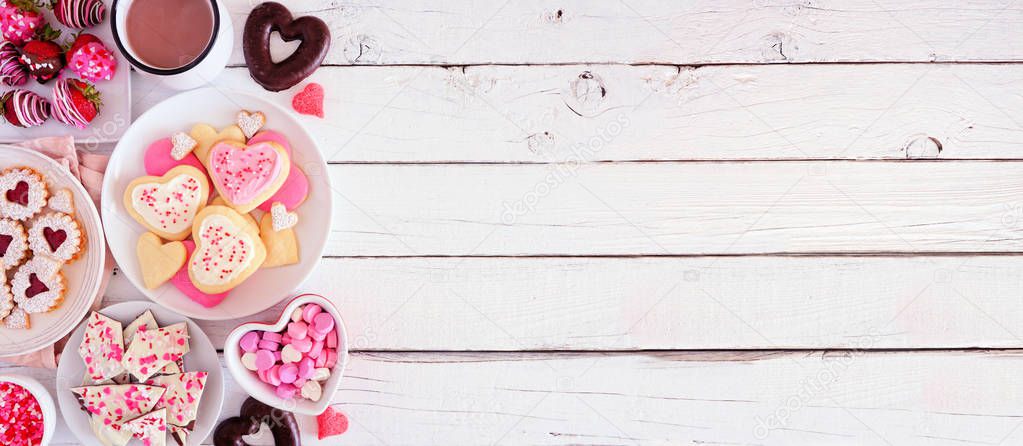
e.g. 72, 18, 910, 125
11, 256, 65, 314
0, 218, 28, 271
28, 212, 84, 263
0, 168, 49, 221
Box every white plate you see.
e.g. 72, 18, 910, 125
55, 301, 225, 446
0, 10, 130, 146
101, 88, 332, 320
0, 146, 105, 356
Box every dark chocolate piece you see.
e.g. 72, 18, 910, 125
213, 397, 301, 446
243, 2, 330, 92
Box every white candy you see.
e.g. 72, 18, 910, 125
311, 368, 331, 381
241, 352, 259, 371
300, 380, 322, 401
281, 344, 302, 363
291, 307, 303, 323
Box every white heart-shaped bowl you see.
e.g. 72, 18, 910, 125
0, 374, 56, 446
224, 294, 348, 415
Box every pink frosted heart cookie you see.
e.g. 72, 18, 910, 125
143, 137, 208, 178
207, 141, 290, 213
0, 168, 48, 221
171, 240, 229, 308
28, 212, 84, 263
0, 218, 28, 271
11, 257, 65, 314
249, 130, 308, 211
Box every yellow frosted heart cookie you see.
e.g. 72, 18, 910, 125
188, 123, 246, 166
123, 165, 210, 241
259, 203, 299, 268
189, 206, 266, 294
136, 232, 186, 289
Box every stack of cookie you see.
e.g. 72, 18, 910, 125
0, 167, 84, 329
73, 310, 208, 446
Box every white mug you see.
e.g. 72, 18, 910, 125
109, 0, 233, 90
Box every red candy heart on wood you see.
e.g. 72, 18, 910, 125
6, 181, 29, 205
243, 2, 330, 92
316, 406, 348, 439
291, 83, 324, 118
43, 227, 66, 251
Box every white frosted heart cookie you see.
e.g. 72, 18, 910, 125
28, 212, 84, 263
188, 206, 266, 294
11, 256, 65, 314
0, 167, 49, 221
124, 165, 210, 241
0, 218, 28, 270
206, 140, 290, 213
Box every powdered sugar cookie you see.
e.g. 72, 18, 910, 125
47, 188, 74, 214
0, 273, 12, 321
207, 140, 290, 213
124, 165, 210, 241
11, 256, 65, 314
188, 123, 246, 167
28, 212, 85, 263
236, 110, 266, 139
0, 218, 28, 270
188, 206, 267, 294
3, 306, 29, 329
0, 167, 49, 221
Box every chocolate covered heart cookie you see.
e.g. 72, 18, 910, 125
242, 2, 330, 92
213, 397, 301, 446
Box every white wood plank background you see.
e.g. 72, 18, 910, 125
10, 1, 1023, 445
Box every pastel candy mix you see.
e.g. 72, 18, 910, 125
238, 303, 338, 401
0, 381, 44, 446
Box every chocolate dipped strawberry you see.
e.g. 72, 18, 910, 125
65, 32, 117, 82
19, 24, 65, 84
0, 41, 29, 86
50, 0, 106, 29
52, 78, 100, 129
1, 90, 51, 128
0, 0, 45, 45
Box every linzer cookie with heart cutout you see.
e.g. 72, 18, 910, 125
0, 218, 29, 270
243, 2, 330, 92
27, 212, 84, 263
0, 167, 49, 221
11, 256, 66, 314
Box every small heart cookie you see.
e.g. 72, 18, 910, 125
28, 212, 85, 263
259, 208, 299, 268
0, 168, 49, 221
137, 232, 186, 289
47, 188, 74, 214
270, 202, 298, 231
189, 206, 267, 294
207, 140, 290, 213
124, 165, 210, 241
170, 132, 198, 161
0, 218, 28, 271
3, 306, 29, 329
188, 123, 246, 167
236, 110, 266, 139
11, 257, 65, 314
144, 137, 208, 177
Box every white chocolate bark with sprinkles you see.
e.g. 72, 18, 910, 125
145, 371, 207, 428
71, 384, 166, 444
170, 425, 189, 446
122, 310, 158, 345
122, 322, 190, 381
77, 311, 125, 382
123, 408, 167, 446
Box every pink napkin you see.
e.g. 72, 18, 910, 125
2, 136, 114, 368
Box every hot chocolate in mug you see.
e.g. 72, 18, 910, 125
110, 0, 233, 90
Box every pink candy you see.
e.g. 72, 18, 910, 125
237, 303, 340, 401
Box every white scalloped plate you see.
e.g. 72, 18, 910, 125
0, 145, 105, 357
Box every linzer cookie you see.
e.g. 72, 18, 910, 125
78, 311, 126, 382
0, 274, 13, 322
2, 306, 29, 329
145, 372, 208, 429
122, 322, 190, 381
0, 218, 28, 270
11, 256, 65, 314
0, 168, 48, 220
124, 165, 210, 241
27, 212, 84, 263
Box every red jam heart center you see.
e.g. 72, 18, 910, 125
0, 234, 11, 256
26, 273, 48, 298
43, 227, 66, 252
5, 181, 29, 206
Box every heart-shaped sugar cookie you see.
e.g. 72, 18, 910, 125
207, 140, 290, 213
236, 110, 266, 139
189, 206, 266, 294
188, 123, 246, 167
136, 232, 186, 289
260, 208, 299, 268
124, 165, 210, 241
